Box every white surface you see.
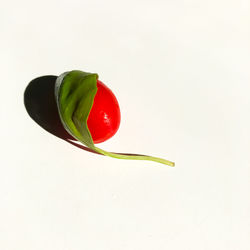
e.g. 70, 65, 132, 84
1, 0, 249, 249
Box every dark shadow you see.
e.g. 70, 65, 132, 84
24, 75, 98, 154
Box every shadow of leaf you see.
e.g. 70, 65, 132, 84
24, 75, 98, 155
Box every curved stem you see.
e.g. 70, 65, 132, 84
94, 147, 175, 167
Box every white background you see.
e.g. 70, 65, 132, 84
1, 0, 249, 249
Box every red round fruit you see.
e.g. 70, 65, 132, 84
87, 79, 121, 144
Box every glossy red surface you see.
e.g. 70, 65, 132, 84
87, 79, 121, 144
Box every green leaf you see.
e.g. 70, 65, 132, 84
55, 70, 175, 167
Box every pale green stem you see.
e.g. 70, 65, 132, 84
94, 147, 175, 167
